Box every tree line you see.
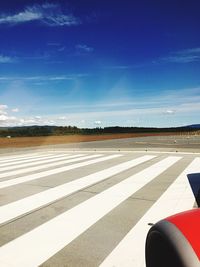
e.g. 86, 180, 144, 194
0, 125, 196, 138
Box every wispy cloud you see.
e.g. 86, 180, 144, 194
104, 63, 147, 70
47, 42, 65, 52
175, 47, 200, 55
47, 42, 61, 46
160, 47, 200, 63
76, 44, 94, 53
105, 65, 132, 70
162, 55, 200, 63
0, 74, 88, 82
58, 46, 66, 52
58, 87, 200, 112
0, 3, 81, 27
0, 55, 15, 63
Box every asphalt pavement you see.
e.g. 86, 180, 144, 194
0, 136, 199, 266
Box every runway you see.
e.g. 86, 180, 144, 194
0, 149, 199, 266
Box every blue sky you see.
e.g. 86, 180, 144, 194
0, 0, 200, 128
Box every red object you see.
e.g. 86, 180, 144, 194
166, 208, 200, 260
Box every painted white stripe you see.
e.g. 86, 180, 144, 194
100, 157, 200, 267
0, 154, 120, 189
0, 156, 181, 267
0, 156, 155, 224
0, 153, 53, 164
0, 154, 95, 179
0, 153, 85, 172
0, 153, 71, 168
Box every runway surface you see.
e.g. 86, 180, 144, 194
0, 149, 199, 266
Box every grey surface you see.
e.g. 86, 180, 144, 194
0, 135, 200, 155
0, 143, 199, 266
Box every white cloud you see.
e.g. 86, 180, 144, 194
35, 116, 42, 120
24, 119, 36, 124
0, 10, 41, 24
11, 108, 19, 113
47, 120, 56, 125
0, 104, 8, 115
0, 105, 19, 126
0, 104, 8, 110
94, 120, 102, 125
0, 3, 81, 27
0, 114, 17, 122
58, 116, 67, 120
163, 110, 175, 115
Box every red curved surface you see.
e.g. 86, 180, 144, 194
166, 209, 200, 260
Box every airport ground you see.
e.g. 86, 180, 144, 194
0, 132, 200, 154
0, 134, 199, 266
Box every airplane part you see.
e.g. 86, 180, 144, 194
145, 209, 200, 267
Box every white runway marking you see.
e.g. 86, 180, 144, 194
0, 154, 121, 189
0, 154, 85, 172
0, 155, 155, 224
0, 153, 70, 169
0, 154, 98, 179
100, 157, 200, 267
0, 152, 53, 164
0, 156, 181, 267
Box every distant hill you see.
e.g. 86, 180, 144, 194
185, 124, 200, 129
